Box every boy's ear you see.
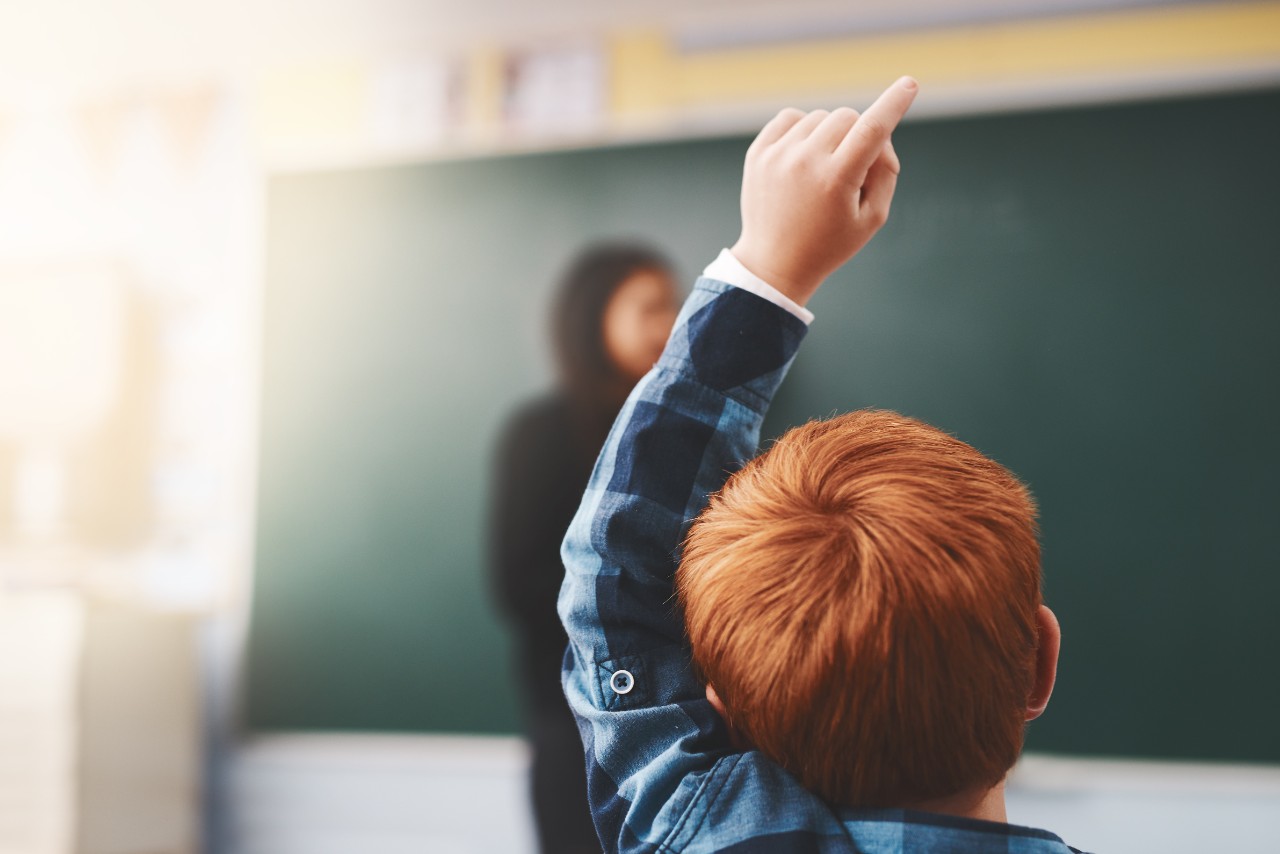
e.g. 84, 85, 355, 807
1025, 605, 1061, 722
706, 683, 729, 719
706, 684, 753, 750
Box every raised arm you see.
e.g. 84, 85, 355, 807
558, 77, 918, 853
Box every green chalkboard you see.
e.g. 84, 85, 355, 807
246, 88, 1280, 762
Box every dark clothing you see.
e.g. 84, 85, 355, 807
490, 392, 614, 854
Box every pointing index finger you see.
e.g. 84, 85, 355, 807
836, 76, 918, 183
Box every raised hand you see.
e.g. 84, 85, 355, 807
730, 76, 919, 306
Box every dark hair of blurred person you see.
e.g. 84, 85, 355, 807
489, 242, 679, 854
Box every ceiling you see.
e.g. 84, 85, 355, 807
0, 0, 1180, 96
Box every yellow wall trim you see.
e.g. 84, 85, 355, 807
612, 2, 1280, 117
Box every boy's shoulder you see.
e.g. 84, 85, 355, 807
673, 752, 1084, 854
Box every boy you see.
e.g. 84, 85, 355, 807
558, 77, 1079, 853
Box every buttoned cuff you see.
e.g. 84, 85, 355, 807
702, 248, 815, 326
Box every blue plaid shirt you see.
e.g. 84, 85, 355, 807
559, 277, 1085, 854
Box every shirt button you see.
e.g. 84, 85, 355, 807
609, 669, 635, 695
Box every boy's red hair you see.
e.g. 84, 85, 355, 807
677, 409, 1042, 806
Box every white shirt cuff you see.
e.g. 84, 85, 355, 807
702, 248, 815, 326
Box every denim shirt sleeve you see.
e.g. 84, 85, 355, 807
558, 276, 808, 853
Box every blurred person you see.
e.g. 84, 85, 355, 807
559, 78, 1081, 852
490, 243, 679, 854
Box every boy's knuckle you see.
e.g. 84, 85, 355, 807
788, 155, 820, 182
758, 146, 785, 170
855, 118, 887, 141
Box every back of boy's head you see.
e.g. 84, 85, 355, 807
677, 409, 1042, 807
